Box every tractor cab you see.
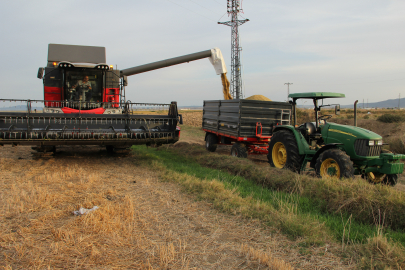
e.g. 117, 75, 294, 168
289, 92, 344, 147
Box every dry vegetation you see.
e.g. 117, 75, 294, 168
1, 145, 342, 269
2, 108, 405, 269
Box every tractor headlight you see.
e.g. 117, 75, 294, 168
377, 140, 383, 146
368, 140, 375, 146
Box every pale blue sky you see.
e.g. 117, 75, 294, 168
0, 0, 404, 106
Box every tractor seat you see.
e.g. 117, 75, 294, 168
298, 122, 321, 139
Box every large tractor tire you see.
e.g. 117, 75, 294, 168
315, 148, 354, 179
268, 130, 303, 172
231, 142, 248, 158
205, 133, 218, 152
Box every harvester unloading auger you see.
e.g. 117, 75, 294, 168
0, 44, 230, 152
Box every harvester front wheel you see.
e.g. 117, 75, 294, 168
106, 145, 114, 154
268, 130, 302, 172
205, 133, 218, 152
231, 143, 248, 158
315, 149, 354, 179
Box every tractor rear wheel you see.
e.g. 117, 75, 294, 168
205, 133, 218, 152
231, 143, 248, 158
315, 149, 354, 179
268, 130, 303, 172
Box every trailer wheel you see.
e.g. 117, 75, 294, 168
205, 133, 218, 152
268, 130, 302, 172
315, 149, 354, 179
231, 143, 248, 158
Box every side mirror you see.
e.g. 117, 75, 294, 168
335, 104, 341, 115
37, 67, 44, 79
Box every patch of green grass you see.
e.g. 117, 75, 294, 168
132, 145, 405, 247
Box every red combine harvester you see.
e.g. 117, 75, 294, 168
0, 44, 227, 152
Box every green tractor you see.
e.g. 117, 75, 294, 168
268, 92, 405, 186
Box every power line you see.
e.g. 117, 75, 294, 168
166, 0, 217, 22
212, 0, 225, 6
187, 0, 223, 16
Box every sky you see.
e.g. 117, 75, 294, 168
0, 0, 404, 106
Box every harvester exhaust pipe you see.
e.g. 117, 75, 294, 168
354, 100, 358, 126
120, 48, 232, 100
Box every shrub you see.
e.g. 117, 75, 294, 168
388, 137, 405, 154
346, 114, 354, 119
363, 115, 369, 119
377, 114, 404, 123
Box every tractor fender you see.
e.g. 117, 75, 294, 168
272, 126, 309, 155
309, 143, 344, 168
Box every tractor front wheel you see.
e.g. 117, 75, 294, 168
315, 149, 354, 179
205, 133, 218, 152
363, 172, 398, 186
231, 143, 248, 158
383, 174, 398, 186
268, 130, 303, 172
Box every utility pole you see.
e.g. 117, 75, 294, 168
284, 82, 293, 101
219, 0, 249, 99
399, 93, 401, 109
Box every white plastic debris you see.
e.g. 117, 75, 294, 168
73, 206, 99, 216
209, 47, 227, 75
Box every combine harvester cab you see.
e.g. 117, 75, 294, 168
0, 44, 229, 152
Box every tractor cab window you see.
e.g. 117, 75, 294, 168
65, 70, 103, 106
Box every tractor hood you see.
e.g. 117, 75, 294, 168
322, 122, 381, 144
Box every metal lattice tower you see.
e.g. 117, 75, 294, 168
218, 0, 249, 99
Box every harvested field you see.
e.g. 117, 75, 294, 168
2, 110, 405, 269
0, 145, 353, 269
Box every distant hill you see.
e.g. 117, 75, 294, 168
340, 98, 405, 109
0, 105, 44, 112
297, 97, 405, 109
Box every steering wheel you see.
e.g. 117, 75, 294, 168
319, 115, 332, 121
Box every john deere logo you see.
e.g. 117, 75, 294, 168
329, 129, 356, 138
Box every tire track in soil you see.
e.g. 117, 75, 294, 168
0, 144, 354, 269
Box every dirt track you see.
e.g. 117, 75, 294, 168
0, 143, 356, 269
